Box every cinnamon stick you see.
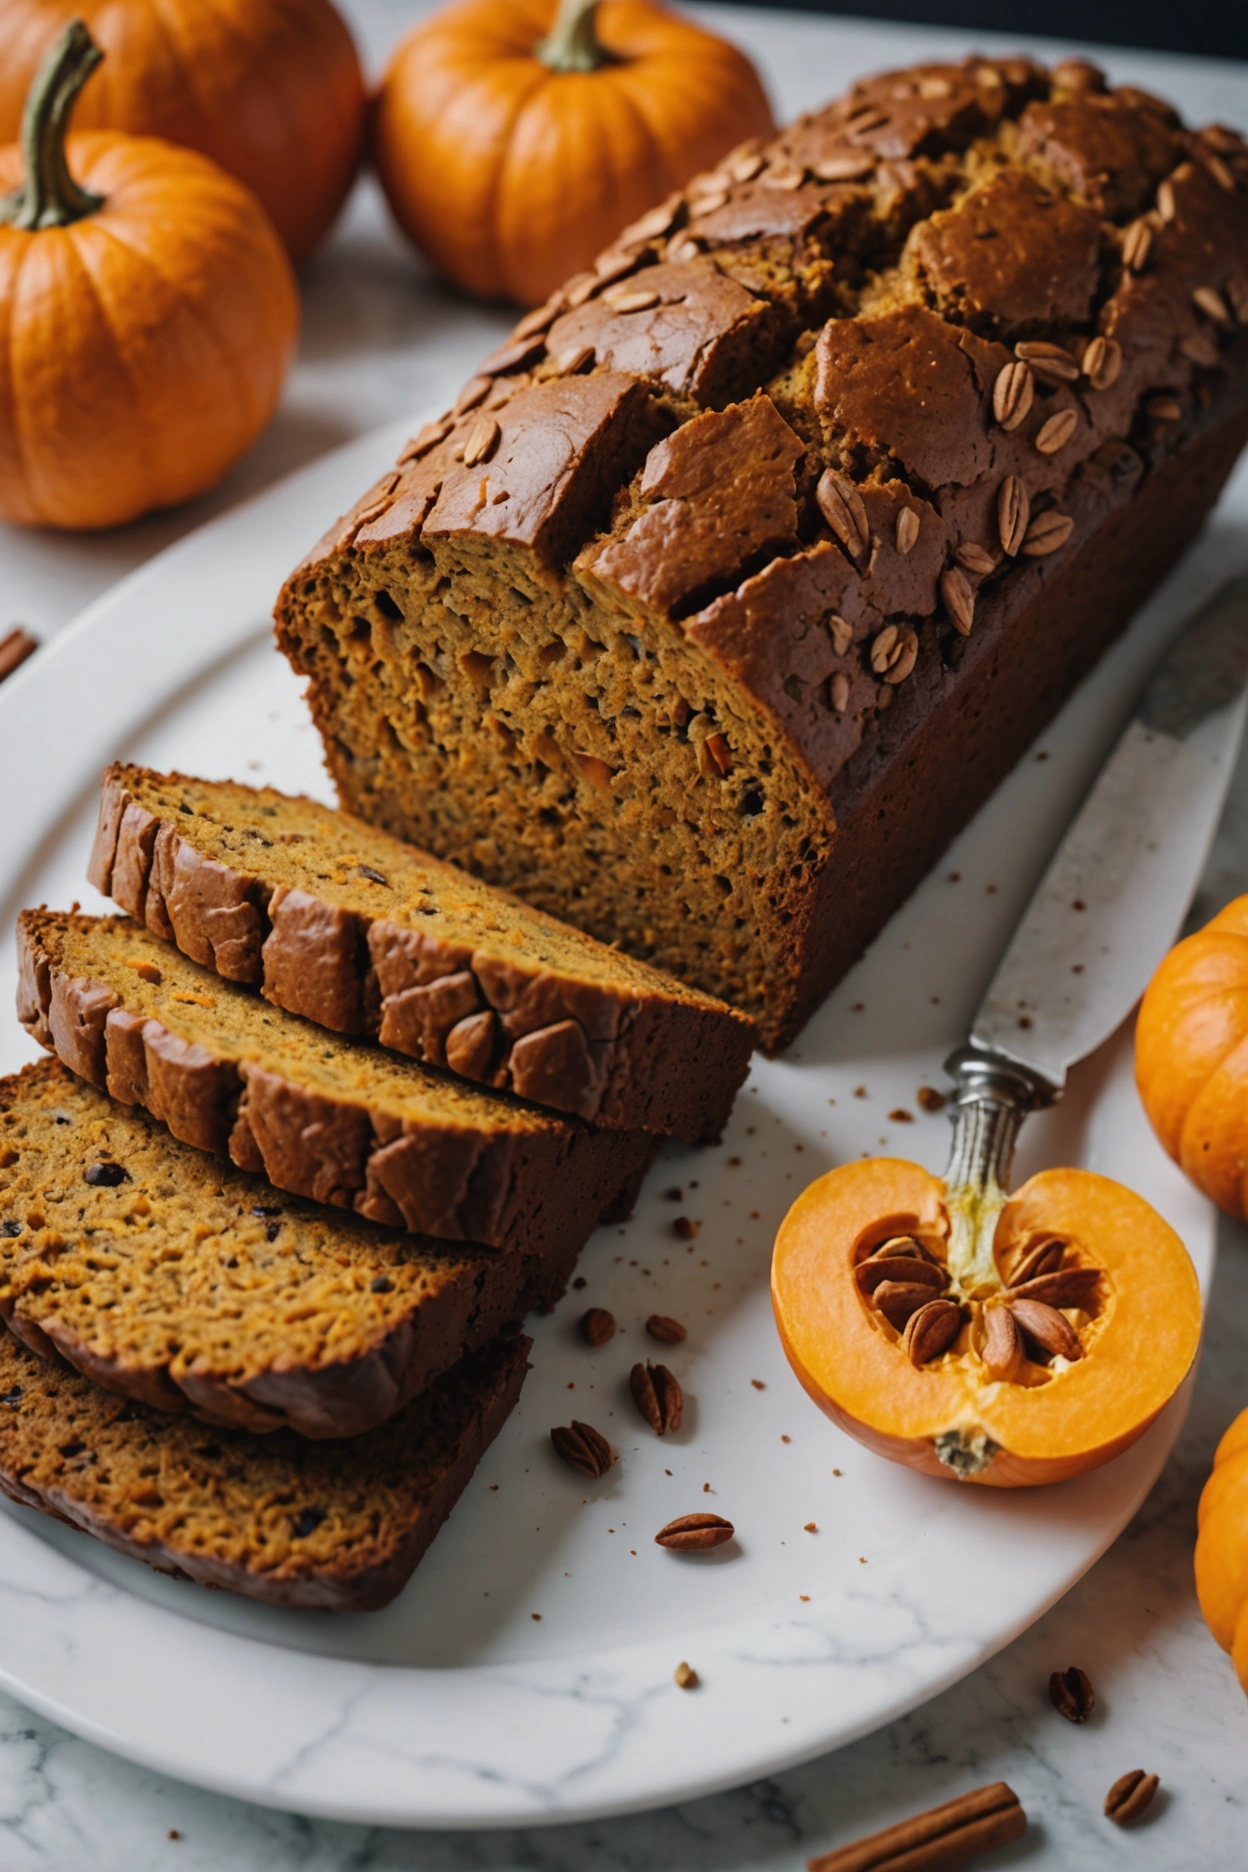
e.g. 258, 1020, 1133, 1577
0, 629, 37, 683
807, 1781, 1026, 1871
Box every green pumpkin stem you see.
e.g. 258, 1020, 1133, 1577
536, 0, 610, 73
0, 20, 105, 231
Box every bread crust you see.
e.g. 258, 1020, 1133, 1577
87, 767, 752, 1142
0, 1058, 583, 1439
271, 57, 1248, 1048
0, 1327, 530, 1609
18, 911, 651, 1260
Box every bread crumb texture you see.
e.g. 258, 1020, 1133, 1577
273, 59, 1248, 1047
17, 912, 653, 1255
0, 1057, 561, 1438
0, 1319, 529, 1609
86, 764, 753, 1140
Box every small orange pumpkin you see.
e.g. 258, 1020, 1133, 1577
1196, 1407, 1248, 1690
1136, 895, 1248, 1221
372, 0, 775, 305
772, 1155, 1201, 1487
0, 23, 299, 532
0, 0, 366, 261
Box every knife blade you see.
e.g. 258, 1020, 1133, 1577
965, 574, 1248, 1101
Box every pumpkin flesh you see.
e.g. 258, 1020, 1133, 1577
772, 1157, 1202, 1488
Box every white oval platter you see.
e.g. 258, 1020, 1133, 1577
0, 414, 1239, 1828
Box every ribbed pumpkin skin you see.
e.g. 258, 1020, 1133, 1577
1196, 1406, 1248, 1693
372, 0, 775, 306
0, 0, 366, 260
1135, 896, 1248, 1222
0, 132, 299, 530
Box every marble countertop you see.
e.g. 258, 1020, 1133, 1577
3, 3, 1248, 1865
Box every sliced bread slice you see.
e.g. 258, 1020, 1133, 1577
88, 763, 754, 1141
18, 909, 651, 1253
0, 1323, 528, 1609
0, 1059, 574, 1438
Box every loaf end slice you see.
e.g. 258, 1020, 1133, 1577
88, 763, 754, 1143
0, 1324, 529, 1610
18, 909, 652, 1258
0, 1058, 579, 1438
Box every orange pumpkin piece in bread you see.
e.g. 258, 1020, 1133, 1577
772, 1155, 1201, 1486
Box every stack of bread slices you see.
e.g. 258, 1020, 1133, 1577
0, 764, 752, 1610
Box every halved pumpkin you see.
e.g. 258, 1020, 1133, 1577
772, 1157, 1201, 1487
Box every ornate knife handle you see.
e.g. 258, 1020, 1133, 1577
942, 1044, 1061, 1196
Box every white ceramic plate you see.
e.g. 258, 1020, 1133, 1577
0, 414, 1240, 1829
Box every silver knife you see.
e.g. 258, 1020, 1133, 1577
940, 576, 1248, 1301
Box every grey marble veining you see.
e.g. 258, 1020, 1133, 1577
2, 2, 1248, 1864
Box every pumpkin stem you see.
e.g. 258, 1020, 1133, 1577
535, 0, 611, 73
0, 20, 105, 232
941, 1050, 1044, 1299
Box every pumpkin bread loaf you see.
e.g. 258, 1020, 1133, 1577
274, 56, 1248, 1049
88, 763, 753, 1141
0, 1058, 573, 1438
0, 1323, 528, 1610
18, 910, 651, 1254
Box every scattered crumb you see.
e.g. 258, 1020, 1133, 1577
726, 1156, 742, 1166
800, 1595, 810, 1602
781, 1434, 791, 1444
663, 1186, 683, 1201
572, 1276, 587, 1289
703, 1482, 711, 1492
1018, 1015, 1033, 1029
674, 1216, 700, 1239
751, 1379, 766, 1390
567, 1381, 575, 1389
948, 871, 961, 882
888, 1108, 914, 1124
853, 1085, 867, 1098
916, 1087, 947, 1114
833, 1469, 842, 1477
531, 1612, 542, 1620
986, 884, 998, 895
665, 1468, 672, 1476
1035, 750, 1049, 761
859, 1556, 867, 1564
168, 1832, 182, 1842
489, 1484, 498, 1491
851, 1001, 865, 1012
804, 1522, 817, 1533
675, 1661, 699, 1690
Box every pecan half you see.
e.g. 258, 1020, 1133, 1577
875, 1280, 944, 1330
579, 1306, 616, 1347
1105, 1770, 1159, 1825
856, 1256, 947, 1297
1009, 1267, 1102, 1309
646, 1313, 687, 1344
902, 1298, 963, 1366
551, 1420, 615, 1479
981, 1304, 1024, 1382
817, 469, 870, 560
1050, 1665, 1095, 1723
1008, 1238, 1065, 1286
1008, 1298, 1083, 1362
630, 1361, 683, 1435
656, 1513, 734, 1550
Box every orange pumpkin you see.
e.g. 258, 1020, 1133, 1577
1196, 1407, 1248, 1691
1136, 895, 1248, 1221
0, 23, 299, 532
372, 0, 775, 305
0, 0, 366, 261
772, 1155, 1201, 1487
